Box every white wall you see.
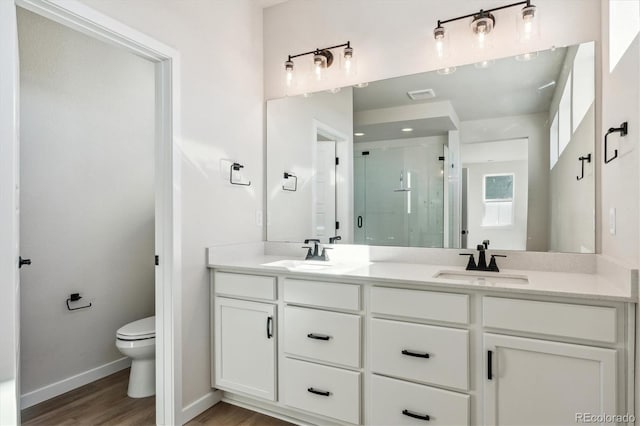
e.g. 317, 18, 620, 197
459, 113, 549, 251
77, 0, 265, 408
267, 89, 353, 243
264, 0, 601, 100
601, 1, 640, 267
18, 9, 155, 394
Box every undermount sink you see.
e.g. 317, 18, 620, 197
262, 259, 357, 273
434, 270, 529, 285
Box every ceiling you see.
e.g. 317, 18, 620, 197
353, 47, 569, 124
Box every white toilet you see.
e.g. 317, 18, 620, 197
116, 316, 155, 398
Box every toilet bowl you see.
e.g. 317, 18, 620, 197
116, 316, 155, 398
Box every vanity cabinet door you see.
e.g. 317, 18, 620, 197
483, 333, 616, 426
214, 297, 276, 401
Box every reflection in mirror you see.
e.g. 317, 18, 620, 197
267, 42, 595, 253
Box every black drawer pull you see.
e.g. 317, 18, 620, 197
266, 316, 273, 339
307, 333, 331, 341
487, 350, 493, 380
401, 349, 430, 359
402, 409, 430, 421
307, 387, 331, 397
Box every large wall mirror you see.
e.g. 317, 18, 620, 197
267, 41, 595, 253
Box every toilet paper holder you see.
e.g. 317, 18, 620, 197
66, 293, 92, 311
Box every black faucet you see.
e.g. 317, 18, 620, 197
302, 239, 331, 261
476, 244, 488, 270
460, 240, 506, 272
329, 236, 342, 244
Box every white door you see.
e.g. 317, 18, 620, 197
0, 3, 20, 424
484, 333, 616, 426
313, 140, 336, 239
214, 297, 276, 401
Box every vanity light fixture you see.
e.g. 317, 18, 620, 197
434, 1, 538, 57
284, 41, 355, 87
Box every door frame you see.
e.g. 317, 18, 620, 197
311, 119, 352, 243
0, 1, 182, 424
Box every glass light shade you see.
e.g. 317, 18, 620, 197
313, 54, 325, 81
342, 46, 357, 77
517, 4, 539, 43
471, 14, 494, 50
284, 60, 294, 90
434, 26, 449, 59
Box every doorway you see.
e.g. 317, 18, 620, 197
0, 1, 181, 424
17, 5, 156, 412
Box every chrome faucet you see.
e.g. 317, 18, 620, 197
302, 239, 332, 261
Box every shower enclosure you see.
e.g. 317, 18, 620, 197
354, 144, 444, 247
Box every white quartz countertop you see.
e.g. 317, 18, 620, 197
207, 253, 637, 302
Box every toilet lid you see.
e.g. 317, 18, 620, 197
117, 316, 155, 340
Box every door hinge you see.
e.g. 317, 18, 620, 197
362, 151, 370, 156
438, 156, 445, 161
335, 221, 340, 230
155, 255, 159, 266
335, 157, 340, 165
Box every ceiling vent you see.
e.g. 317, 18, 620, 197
407, 88, 436, 100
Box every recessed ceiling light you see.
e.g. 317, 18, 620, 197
354, 82, 369, 88
401, 128, 414, 132
437, 66, 456, 75
354, 132, 365, 136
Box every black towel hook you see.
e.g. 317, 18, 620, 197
604, 122, 628, 164
576, 153, 592, 181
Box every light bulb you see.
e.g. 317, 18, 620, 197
284, 60, 294, 88
343, 46, 353, 75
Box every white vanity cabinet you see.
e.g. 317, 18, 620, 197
482, 297, 622, 426
210, 268, 634, 426
212, 272, 277, 401
483, 333, 616, 425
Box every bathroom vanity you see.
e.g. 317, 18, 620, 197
208, 244, 637, 425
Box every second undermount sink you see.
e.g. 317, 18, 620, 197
434, 270, 529, 285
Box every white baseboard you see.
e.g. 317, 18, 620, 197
21, 357, 131, 409
181, 390, 221, 425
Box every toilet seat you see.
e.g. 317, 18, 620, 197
117, 316, 155, 341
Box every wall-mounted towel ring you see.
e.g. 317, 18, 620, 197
229, 162, 251, 186
66, 293, 92, 311
576, 153, 592, 181
283, 172, 297, 191
604, 121, 628, 164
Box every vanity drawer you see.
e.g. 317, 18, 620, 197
370, 374, 469, 426
284, 278, 360, 311
371, 318, 469, 390
483, 297, 617, 343
284, 306, 361, 368
282, 358, 360, 424
214, 271, 276, 300
371, 286, 469, 324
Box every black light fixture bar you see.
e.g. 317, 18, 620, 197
288, 41, 351, 61
437, 0, 530, 26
